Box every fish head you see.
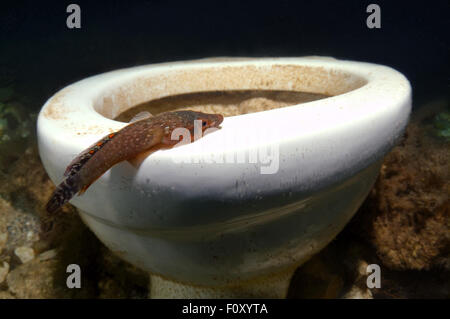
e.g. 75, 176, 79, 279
195, 112, 224, 132
160, 111, 224, 146
174, 110, 223, 134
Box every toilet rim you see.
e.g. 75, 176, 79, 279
37, 57, 411, 227
38, 56, 411, 157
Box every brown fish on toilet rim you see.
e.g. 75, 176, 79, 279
45, 110, 224, 213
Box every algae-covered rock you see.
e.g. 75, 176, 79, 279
6, 257, 73, 298
432, 111, 450, 140
0, 197, 40, 255
0, 291, 15, 299
0, 98, 34, 170
351, 99, 450, 271
0, 261, 9, 284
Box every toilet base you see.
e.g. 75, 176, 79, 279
148, 268, 296, 299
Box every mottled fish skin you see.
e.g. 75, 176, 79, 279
46, 110, 223, 214
64, 132, 118, 177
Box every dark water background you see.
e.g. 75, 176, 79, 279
0, 2, 448, 300
0, 0, 448, 110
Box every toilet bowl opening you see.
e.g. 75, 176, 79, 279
114, 90, 329, 121
93, 63, 367, 120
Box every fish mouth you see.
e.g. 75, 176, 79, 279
210, 121, 222, 128
213, 114, 224, 127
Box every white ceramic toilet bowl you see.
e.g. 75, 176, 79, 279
37, 57, 411, 298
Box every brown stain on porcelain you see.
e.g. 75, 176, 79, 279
43, 88, 73, 120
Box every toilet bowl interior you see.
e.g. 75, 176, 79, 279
93, 62, 368, 120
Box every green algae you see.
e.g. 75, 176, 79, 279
431, 111, 450, 141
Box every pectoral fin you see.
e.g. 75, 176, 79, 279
127, 149, 156, 169
127, 143, 176, 169
78, 177, 99, 195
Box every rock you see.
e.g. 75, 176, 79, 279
340, 260, 374, 299
341, 286, 373, 299
5, 254, 94, 299
0, 197, 40, 253
0, 146, 53, 206
37, 249, 57, 261
14, 246, 35, 263
0, 232, 6, 253
0, 291, 15, 299
0, 261, 9, 283
7, 258, 64, 298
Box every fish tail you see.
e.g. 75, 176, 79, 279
46, 174, 81, 214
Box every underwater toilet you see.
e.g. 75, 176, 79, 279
37, 57, 411, 298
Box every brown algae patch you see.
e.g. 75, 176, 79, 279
115, 90, 328, 122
